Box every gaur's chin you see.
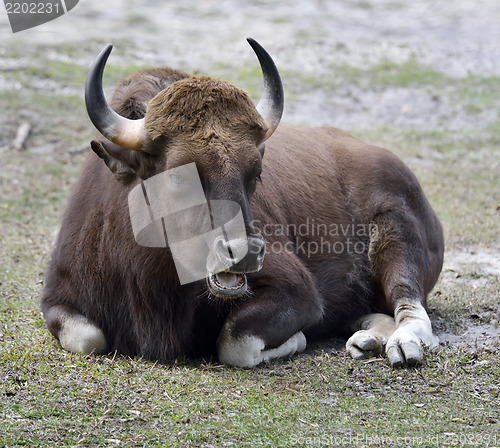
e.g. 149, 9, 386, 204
207, 271, 248, 299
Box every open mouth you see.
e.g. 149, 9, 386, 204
207, 271, 248, 298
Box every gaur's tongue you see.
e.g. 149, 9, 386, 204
215, 272, 242, 288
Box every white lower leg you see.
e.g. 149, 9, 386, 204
217, 330, 306, 368
386, 301, 438, 366
58, 314, 107, 355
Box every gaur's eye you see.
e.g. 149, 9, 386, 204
247, 173, 262, 193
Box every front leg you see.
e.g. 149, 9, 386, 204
217, 251, 323, 367
386, 301, 439, 367
367, 209, 443, 367
217, 324, 307, 368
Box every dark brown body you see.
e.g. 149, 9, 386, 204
42, 52, 444, 367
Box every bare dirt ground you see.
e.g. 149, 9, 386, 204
2, 0, 500, 128
437, 248, 500, 350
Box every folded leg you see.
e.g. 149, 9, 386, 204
217, 250, 323, 367
42, 303, 107, 355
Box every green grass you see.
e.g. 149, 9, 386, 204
278, 56, 451, 94
1, 36, 500, 447
1, 326, 499, 446
369, 57, 449, 88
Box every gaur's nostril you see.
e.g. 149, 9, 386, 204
214, 237, 234, 266
212, 234, 265, 273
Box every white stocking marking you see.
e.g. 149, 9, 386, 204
218, 331, 306, 368
386, 302, 438, 367
59, 314, 107, 355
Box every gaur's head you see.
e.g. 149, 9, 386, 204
85, 39, 284, 299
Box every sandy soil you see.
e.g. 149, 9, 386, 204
2, 0, 499, 129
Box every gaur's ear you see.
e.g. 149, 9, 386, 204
90, 139, 138, 182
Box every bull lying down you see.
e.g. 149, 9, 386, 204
41, 39, 444, 368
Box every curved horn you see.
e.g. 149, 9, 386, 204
85, 44, 145, 151
247, 38, 284, 140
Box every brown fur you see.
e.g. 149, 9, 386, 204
41, 65, 444, 362
145, 77, 268, 142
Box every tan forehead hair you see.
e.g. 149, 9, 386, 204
145, 76, 268, 141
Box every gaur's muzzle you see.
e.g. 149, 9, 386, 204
207, 233, 265, 299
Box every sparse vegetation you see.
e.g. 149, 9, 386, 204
1, 1, 499, 446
